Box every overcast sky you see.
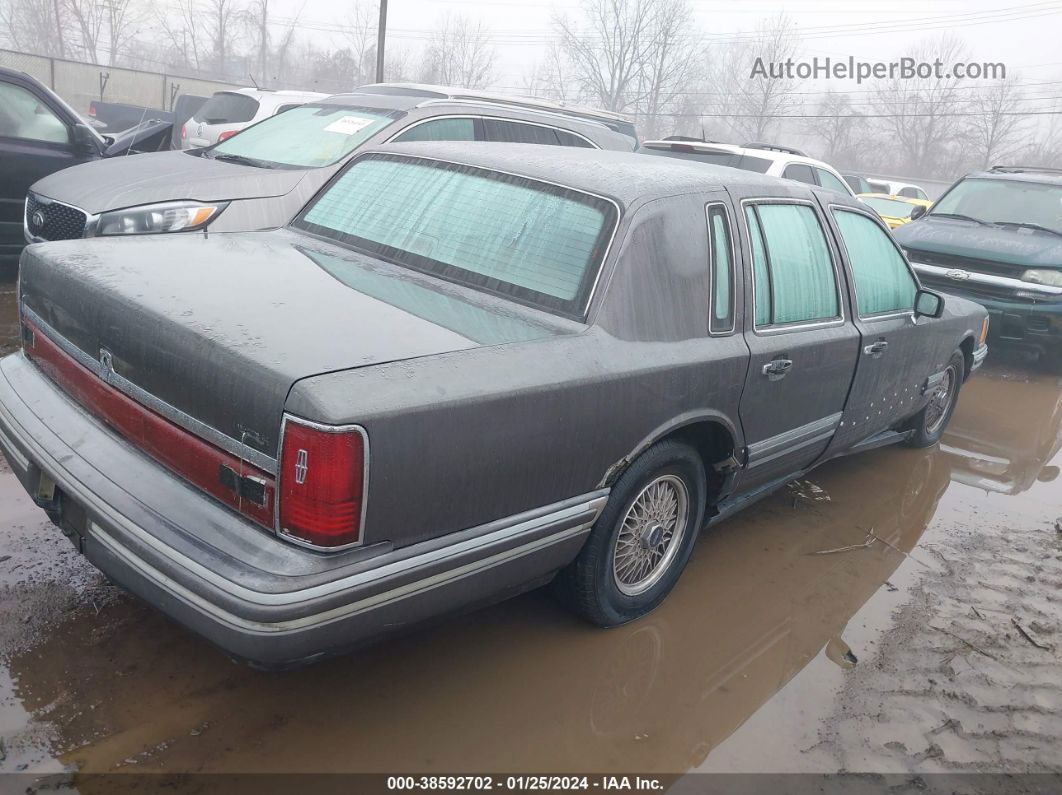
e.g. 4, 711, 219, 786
264, 0, 1062, 92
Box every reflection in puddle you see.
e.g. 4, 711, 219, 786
4, 445, 949, 776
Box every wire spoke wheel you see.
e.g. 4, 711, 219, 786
925, 365, 956, 435
612, 474, 689, 597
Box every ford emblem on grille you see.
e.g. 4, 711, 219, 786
30, 210, 45, 234
945, 269, 971, 281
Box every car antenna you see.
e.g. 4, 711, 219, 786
248, 73, 260, 90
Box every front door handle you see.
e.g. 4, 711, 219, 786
863, 340, 889, 358
762, 358, 793, 381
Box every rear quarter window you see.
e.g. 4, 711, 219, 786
195, 93, 260, 124
295, 154, 618, 318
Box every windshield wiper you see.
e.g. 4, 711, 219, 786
928, 212, 990, 226
209, 152, 273, 169
990, 220, 1062, 237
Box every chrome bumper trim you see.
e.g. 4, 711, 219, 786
910, 262, 1062, 297
90, 507, 601, 635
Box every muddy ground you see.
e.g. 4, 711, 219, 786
0, 269, 1060, 789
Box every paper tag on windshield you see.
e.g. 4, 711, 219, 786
324, 116, 374, 135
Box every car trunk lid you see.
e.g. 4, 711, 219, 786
17, 229, 567, 461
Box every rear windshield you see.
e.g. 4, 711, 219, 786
194, 92, 260, 124
640, 146, 772, 174
294, 154, 617, 318
211, 105, 401, 168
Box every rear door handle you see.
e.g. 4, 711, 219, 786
863, 340, 889, 358
762, 358, 793, 381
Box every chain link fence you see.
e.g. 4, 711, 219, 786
0, 48, 254, 116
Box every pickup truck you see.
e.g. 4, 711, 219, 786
0, 143, 988, 667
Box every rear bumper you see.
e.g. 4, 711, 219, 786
0, 352, 605, 667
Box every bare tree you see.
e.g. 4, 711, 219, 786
630, 0, 700, 138
204, 0, 240, 75
156, 0, 206, 71
419, 13, 495, 89
62, 0, 104, 63
553, 0, 655, 113
801, 91, 865, 166
522, 43, 574, 103
711, 13, 801, 143
0, 0, 68, 57
872, 33, 967, 177
342, 0, 378, 86
964, 78, 1029, 169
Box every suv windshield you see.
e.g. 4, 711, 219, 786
294, 153, 617, 317
931, 177, 1062, 235
194, 92, 259, 124
210, 105, 402, 168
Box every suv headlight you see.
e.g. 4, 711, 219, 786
1021, 269, 1062, 288
96, 201, 228, 236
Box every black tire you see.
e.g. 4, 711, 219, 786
555, 440, 707, 627
903, 351, 965, 448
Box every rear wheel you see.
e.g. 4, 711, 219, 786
904, 351, 964, 448
555, 440, 706, 626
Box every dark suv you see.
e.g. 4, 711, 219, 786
893, 166, 1062, 357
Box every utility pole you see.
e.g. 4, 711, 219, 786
375, 0, 387, 83
52, 0, 65, 57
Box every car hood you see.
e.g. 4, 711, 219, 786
17, 229, 567, 455
893, 217, 1062, 269
30, 150, 310, 215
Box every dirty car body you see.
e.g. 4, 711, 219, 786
0, 144, 987, 667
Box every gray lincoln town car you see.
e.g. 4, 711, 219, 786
0, 143, 987, 667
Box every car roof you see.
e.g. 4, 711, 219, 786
219, 87, 330, 101
966, 167, 1062, 186
640, 139, 840, 171
365, 141, 841, 205
320, 83, 635, 131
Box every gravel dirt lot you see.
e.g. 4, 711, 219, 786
0, 269, 1059, 791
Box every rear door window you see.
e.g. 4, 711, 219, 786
782, 163, 816, 185
194, 92, 260, 124
392, 118, 476, 142
832, 209, 917, 316
815, 168, 851, 195
295, 153, 618, 318
746, 203, 839, 326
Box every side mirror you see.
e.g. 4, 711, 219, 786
72, 123, 101, 154
914, 289, 944, 319
909, 205, 927, 221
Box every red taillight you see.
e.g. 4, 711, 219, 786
180, 123, 187, 139
217, 130, 237, 142
279, 418, 366, 549
88, 105, 96, 116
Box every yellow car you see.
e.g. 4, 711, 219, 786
858, 193, 934, 229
